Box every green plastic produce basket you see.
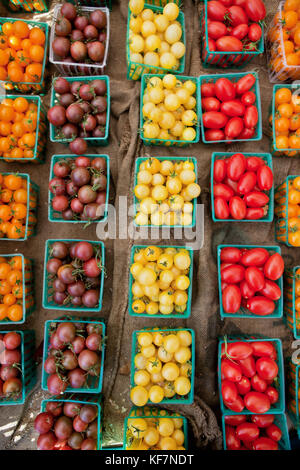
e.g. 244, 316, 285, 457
270, 84, 300, 157
50, 76, 110, 147
0, 254, 35, 325
0, 17, 48, 94
200, 2, 264, 68
0, 173, 39, 241
217, 244, 283, 319
218, 336, 285, 415
128, 245, 193, 318
211, 152, 274, 223
126, 3, 185, 80
42, 316, 106, 395
283, 266, 300, 339
199, 72, 262, 144
130, 327, 195, 405
42, 239, 105, 312
1, 0, 48, 12
123, 406, 188, 450
68, 0, 111, 8
133, 156, 198, 228
287, 358, 300, 438
140, 74, 200, 146
222, 413, 291, 450
48, 154, 110, 224
0, 329, 36, 406
0, 95, 46, 163
275, 176, 298, 247
40, 394, 103, 449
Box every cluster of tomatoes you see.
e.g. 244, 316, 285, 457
271, 87, 300, 155
44, 321, 104, 396
220, 247, 284, 316
130, 246, 191, 316
128, 1, 185, 72
213, 153, 273, 220
201, 74, 259, 142
7, 0, 47, 12
35, 401, 99, 450
221, 340, 280, 413
126, 410, 186, 450
275, 176, 300, 247
0, 332, 23, 399
0, 255, 27, 323
130, 329, 193, 406
225, 414, 282, 450
0, 20, 45, 85
46, 241, 104, 309
203, 0, 266, 56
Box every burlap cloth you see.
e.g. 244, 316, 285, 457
0, 0, 297, 451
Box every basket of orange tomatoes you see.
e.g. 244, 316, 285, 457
283, 266, 300, 338
2, 0, 48, 12
0, 172, 39, 241
267, 0, 300, 83
0, 18, 48, 94
0, 254, 35, 324
275, 175, 300, 247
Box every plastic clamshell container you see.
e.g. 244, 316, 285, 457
140, 73, 200, 147
42, 316, 106, 394
49, 5, 109, 76
287, 359, 300, 438
48, 154, 110, 224
217, 244, 283, 319
40, 394, 103, 449
133, 156, 198, 228
218, 336, 285, 415
0, 330, 36, 406
123, 406, 188, 450
199, 71, 262, 144
126, 2, 185, 81
0, 17, 48, 94
0, 173, 39, 241
200, 2, 264, 68
0, 254, 35, 325
222, 412, 291, 450
128, 245, 193, 318
2, 0, 48, 11
130, 327, 195, 405
275, 176, 299, 247
211, 152, 274, 223
270, 84, 300, 157
283, 266, 300, 339
42, 239, 105, 312
0, 95, 47, 163
49, 75, 110, 147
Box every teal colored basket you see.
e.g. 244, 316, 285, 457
0, 95, 47, 163
42, 239, 105, 312
133, 156, 198, 228
123, 406, 188, 450
283, 266, 300, 339
211, 152, 274, 223
0, 254, 35, 325
222, 413, 290, 450
50, 76, 110, 147
40, 394, 103, 449
126, 3, 185, 81
200, 3, 264, 68
129, 245, 193, 318
0, 17, 48, 94
218, 336, 285, 415
287, 358, 300, 438
0, 173, 39, 241
42, 316, 106, 395
2, 0, 48, 11
199, 72, 262, 144
130, 327, 195, 405
275, 176, 298, 247
217, 244, 283, 319
68, 0, 111, 8
270, 84, 300, 157
0, 329, 36, 406
140, 73, 200, 147
48, 154, 110, 224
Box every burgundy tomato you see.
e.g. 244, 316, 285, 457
228, 5, 248, 25
246, 296, 275, 316
214, 159, 227, 182
214, 77, 236, 101
257, 165, 273, 191
201, 83, 215, 97
232, 23, 249, 40
221, 100, 245, 117
251, 374, 267, 392
229, 196, 247, 219
236, 422, 259, 442
34, 412, 54, 434
240, 280, 255, 299
236, 74, 256, 95
222, 380, 238, 403
266, 424, 282, 442
244, 105, 258, 129
225, 117, 244, 139
245, 266, 265, 291
221, 264, 245, 283
241, 91, 256, 107
252, 437, 278, 450
205, 129, 225, 141
239, 356, 256, 378
244, 391, 271, 413
244, 191, 269, 208
214, 196, 230, 219
221, 358, 242, 382
224, 395, 244, 412
222, 285, 242, 313
248, 23, 262, 41
226, 342, 253, 360
266, 386, 279, 404
264, 254, 284, 281
236, 376, 251, 395
225, 425, 241, 450
246, 207, 265, 219
251, 414, 274, 428
237, 171, 256, 194
241, 248, 270, 267
202, 97, 221, 112
251, 342, 277, 360
224, 415, 247, 426
245, 0, 266, 22
37, 432, 57, 450
246, 156, 264, 171
220, 247, 242, 263
226, 153, 246, 181
207, 0, 228, 21
207, 21, 228, 40
256, 357, 278, 381
203, 111, 228, 129
214, 183, 234, 200
260, 280, 281, 301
